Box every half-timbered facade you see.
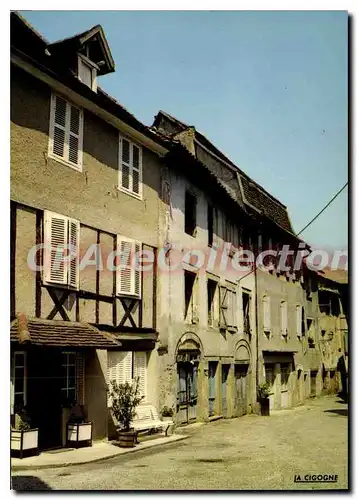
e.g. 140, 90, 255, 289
10, 12, 167, 449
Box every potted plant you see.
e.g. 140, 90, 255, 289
66, 402, 93, 448
257, 382, 271, 416
11, 405, 39, 459
161, 406, 174, 421
108, 377, 144, 448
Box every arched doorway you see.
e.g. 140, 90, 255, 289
234, 341, 251, 417
175, 333, 203, 425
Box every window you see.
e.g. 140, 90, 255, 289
301, 307, 306, 336
11, 352, 27, 414
48, 94, 83, 171
118, 136, 142, 198
219, 286, 237, 330
116, 236, 141, 298
280, 301, 288, 339
207, 278, 218, 326
107, 351, 148, 402
280, 364, 290, 391
184, 271, 197, 323
242, 291, 251, 335
78, 55, 97, 91
185, 191, 197, 236
225, 217, 239, 251
262, 295, 271, 335
43, 211, 80, 289
265, 364, 274, 389
61, 352, 77, 403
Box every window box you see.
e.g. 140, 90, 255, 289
11, 428, 39, 459
66, 422, 93, 448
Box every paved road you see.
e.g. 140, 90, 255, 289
12, 395, 348, 491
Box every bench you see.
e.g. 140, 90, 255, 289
131, 405, 174, 438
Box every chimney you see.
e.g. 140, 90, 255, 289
17, 313, 31, 344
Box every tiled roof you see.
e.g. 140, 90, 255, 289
317, 268, 348, 285
10, 317, 121, 349
153, 111, 295, 235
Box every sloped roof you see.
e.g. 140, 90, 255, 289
11, 317, 121, 349
153, 110, 294, 234
317, 268, 348, 285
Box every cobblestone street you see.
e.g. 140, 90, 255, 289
12, 395, 348, 491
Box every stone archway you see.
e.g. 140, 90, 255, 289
175, 332, 203, 424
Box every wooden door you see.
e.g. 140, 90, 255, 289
235, 364, 248, 416
221, 365, 229, 416
208, 362, 217, 417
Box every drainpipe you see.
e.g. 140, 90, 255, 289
254, 239, 259, 402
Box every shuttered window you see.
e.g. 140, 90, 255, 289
118, 135, 142, 198
263, 295, 271, 333
43, 211, 80, 289
219, 286, 237, 329
116, 236, 141, 298
48, 94, 84, 171
107, 351, 147, 405
281, 301, 288, 337
134, 352, 148, 401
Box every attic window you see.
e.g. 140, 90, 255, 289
78, 54, 97, 92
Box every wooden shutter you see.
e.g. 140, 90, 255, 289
43, 211, 68, 285
50, 94, 67, 159
68, 218, 80, 289
119, 136, 131, 190
76, 353, 85, 405
117, 236, 141, 298
68, 104, 83, 168
132, 144, 141, 195
263, 296, 271, 332
219, 286, 228, 328
296, 306, 302, 336
133, 352, 147, 401
281, 301, 288, 335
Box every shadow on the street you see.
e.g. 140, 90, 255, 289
324, 409, 348, 417
11, 475, 52, 491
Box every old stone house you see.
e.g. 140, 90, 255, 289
10, 12, 168, 449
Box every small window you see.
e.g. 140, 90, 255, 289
43, 211, 80, 290
78, 56, 97, 91
184, 271, 197, 323
48, 94, 84, 171
185, 191, 197, 236
118, 136, 143, 198
280, 301, 288, 339
262, 295, 271, 335
116, 236, 141, 298
243, 291, 251, 335
207, 279, 218, 326
11, 352, 27, 414
61, 352, 77, 404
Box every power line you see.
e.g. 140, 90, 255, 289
237, 181, 348, 282
297, 182, 348, 236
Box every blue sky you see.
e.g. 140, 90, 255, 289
20, 10, 348, 249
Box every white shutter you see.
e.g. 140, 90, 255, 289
123, 351, 133, 383
296, 306, 302, 336
281, 301, 288, 334
78, 59, 92, 88
134, 351, 147, 401
68, 104, 83, 169
132, 144, 142, 196
118, 135, 142, 197
263, 296, 271, 332
119, 137, 131, 190
43, 211, 68, 285
116, 236, 141, 298
68, 218, 80, 289
49, 94, 67, 159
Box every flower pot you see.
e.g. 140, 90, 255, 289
161, 416, 173, 422
11, 428, 39, 459
117, 430, 137, 448
67, 422, 93, 448
260, 398, 270, 416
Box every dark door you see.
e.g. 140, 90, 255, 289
208, 362, 217, 417
27, 348, 63, 450
177, 361, 198, 425
310, 371, 317, 397
221, 365, 229, 416
235, 364, 248, 416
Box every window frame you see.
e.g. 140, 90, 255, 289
184, 191, 197, 237
48, 93, 84, 172
118, 135, 143, 200
61, 351, 77, 402
11, 351, 27, 414
77, 54, 98, 92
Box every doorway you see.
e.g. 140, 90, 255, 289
177, 359, 198, 425
221, 365, 230, 417
310, 370, 317, 397
208, 362, 218, 417
235, 364, 248, 416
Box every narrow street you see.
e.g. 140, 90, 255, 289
12, 395, 348, 491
